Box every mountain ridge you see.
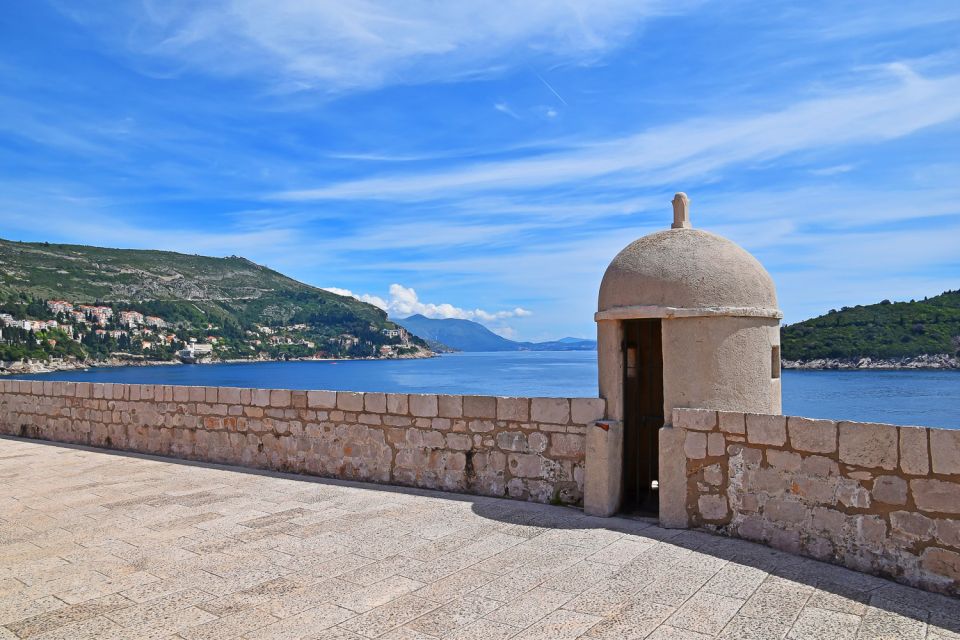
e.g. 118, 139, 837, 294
394, 314, 596, 352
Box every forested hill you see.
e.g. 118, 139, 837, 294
781, 290, 960, 361
0, 237, 425, 362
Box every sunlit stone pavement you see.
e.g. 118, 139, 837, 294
1, 437, 958, 640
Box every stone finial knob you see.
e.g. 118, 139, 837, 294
671, 192, 691, 229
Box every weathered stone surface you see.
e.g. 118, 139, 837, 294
531, 398, 569, 425
921, 547, 960, 582
463, 395, 497, 419
707, 432, 725, 457
899, 426, 929, 475
674, 408, 717, 431
364, 393, 387, 413
890, 511, 934, 541
930, 429, 960, 475
0, 384, 599, 510
718, 411, 745, 434
872, 476, 907, 505
788, 417, 836, 454
684, 431, 707, 459
386, 393, 409, 415
912, 479, 960, 514
746, 414, 786, 446
409, 394, 439, 418
838, 422, 898, 470
698, 494, 729, 521
437, 394, 462, 418
337, 392, 364, 412
571, 398, 605, 424
4, 436, 953, 639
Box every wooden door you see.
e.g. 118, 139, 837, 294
621, 319, 664, 514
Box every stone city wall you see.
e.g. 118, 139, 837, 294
0, 380, 603, 505
672, 407, 960, 595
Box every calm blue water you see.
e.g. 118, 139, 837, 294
8, 352, 960, 429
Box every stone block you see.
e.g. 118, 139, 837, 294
468, 420, 495, 433
571, 398, 604, 424
531, 398, 569, 425
674, 408, 717, 431
703, 464, 723, 485
437, 395, 462, 418
718, 411, 745, 434
801, 455, 839, 478
872, 476, 907, 505
446, 433, 472, 451
463, 395, 496, 419
836, 479, 870, 509
921, 547, 960, 582
364, 393, 386, 413
766, 449, 801, 472
698, 494, 729, 521
935, 519, 960, 548
890, 511, 934, 541
746, 414, 786, 446
899, 426, 928, 475
219, 387, 242, 404
764, 498, 808, 524
410, 394, 439, 418
707, 432, 725, 457
497, 397, 528, 422
509, 453, 543, 478
838, 421, 897, 470
930, 429, 960, 475
528, 431, 548, 453
270, 389, 291, 408
496, 431, 527, 452
336, 392, 364, 412
810, 507, 845, 536
189, 386, 205, 402
788, 417, 836, 454
912, 479, 960, 514
855, 514, 888, 551
386, 393, 409, 415
684, 431, 707, 459
550, 433, 584, 458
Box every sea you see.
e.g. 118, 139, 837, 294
8, 351, 960, 429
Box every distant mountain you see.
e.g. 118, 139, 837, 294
781, 290, 960, 361
394, 314, 596, 352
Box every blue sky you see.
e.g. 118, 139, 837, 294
1, 1, 958, 341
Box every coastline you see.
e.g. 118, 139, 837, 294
782, 353, 959, 370
1, 350, 437, 376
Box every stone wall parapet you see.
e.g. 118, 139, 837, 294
0, 380, 603, 506
673, 407, 960, 595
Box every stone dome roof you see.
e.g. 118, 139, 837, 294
598, 226, 778, 314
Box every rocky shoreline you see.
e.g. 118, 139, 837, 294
0, 351, 437, 376
782, 353, 959, 370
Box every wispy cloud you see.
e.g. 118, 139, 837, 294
493, 102, 521, 119
68, 0, 688, 93
275, 67, 960, 201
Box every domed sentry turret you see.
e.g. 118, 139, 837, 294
588, 193, 782, 523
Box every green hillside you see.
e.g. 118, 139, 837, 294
781, 290, 960, 361
0, 238, 425, 362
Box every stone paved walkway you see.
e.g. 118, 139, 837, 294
1, 438, 958, 640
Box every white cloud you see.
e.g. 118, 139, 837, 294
323, 283, 532, 324
88, 0, 686, 92
494, 102, 521, 119
276, 67, 960, 201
